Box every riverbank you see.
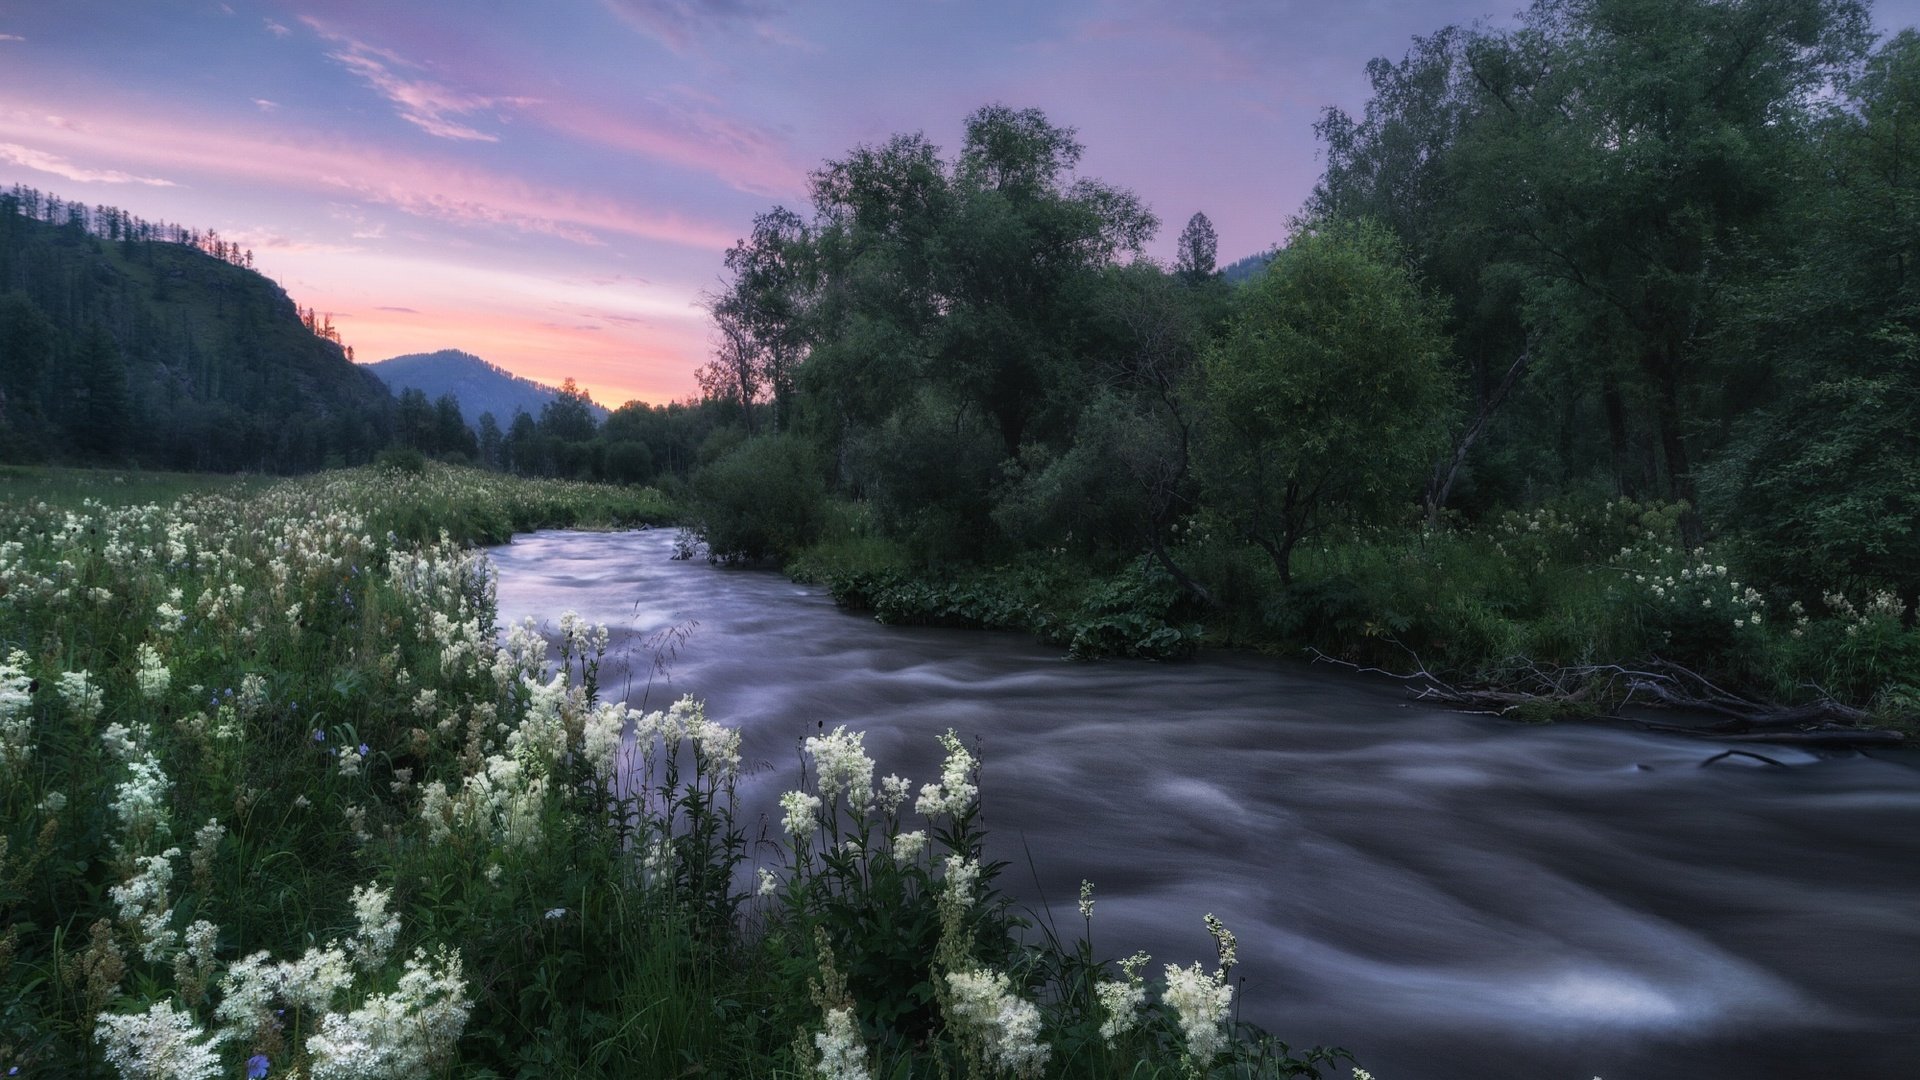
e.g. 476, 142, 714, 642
782, 497, 1918, 738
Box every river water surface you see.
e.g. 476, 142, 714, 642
491, 529, 1920, 1080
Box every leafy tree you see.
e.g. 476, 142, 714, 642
1449, 0, 1871, 509
539, 378, 599, 444
1702, 28, 1920, 597
1175, 212, 1219, 284
1192, 221, 1456, 584
693, 434, 826, 561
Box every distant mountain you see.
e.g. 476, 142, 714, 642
363, 350, 608, 428
1220, 250, 1275, 286
0, 185, 394, 471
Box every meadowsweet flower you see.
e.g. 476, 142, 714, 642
944, 968, 1050, 1076
581, 700, 628, 783
805, 725, 875, 810
0, 652, 32, 780
1095, 977, 1147, 1044
111, 752, 174, 846
1078, 880, 1095, 920
892, 830, 927, 865
877, 774, 911, 814
780, 790, 821, 837
57, 669, 103, 722
943, 854, 979, 907
304, 947, 470, 1080
135, 643, 171, 700
1163, 960, 1233, 1069
814, 1005, 871, 1080
756, 867, 778, 896
348, 883, 400, 970
95, 999, 226, 1080
277, 944, 353, 1013
111, 848, 182, 961
915, 729, 977, 817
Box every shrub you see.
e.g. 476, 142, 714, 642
692, 433, 826, 562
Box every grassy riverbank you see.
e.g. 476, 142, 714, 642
0, 464, 1348, 1078
787, 496, 1920, 730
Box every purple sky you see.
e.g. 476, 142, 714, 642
3, 0, 1917, 406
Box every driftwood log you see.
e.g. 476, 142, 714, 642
1307, 649, 1907, 750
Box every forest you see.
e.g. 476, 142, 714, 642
671, 0, 1920, 721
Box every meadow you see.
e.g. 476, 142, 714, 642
0, 463, 1349, 1079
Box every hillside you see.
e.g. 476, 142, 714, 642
364, 349, 609, 427
0, 190, 393, 470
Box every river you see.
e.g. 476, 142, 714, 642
491, 528, 1920, 1080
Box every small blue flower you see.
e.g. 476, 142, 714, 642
358, 743, 370, 757
312, 729, 325, 742
246, 1054, 270, 1078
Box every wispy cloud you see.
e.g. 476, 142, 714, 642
302, 18, 533, 143
252, 98, 279, 112
531, 92, 806, 196
263, 20, 290, 38
600, 0, 806, 53
375, 305, 419, 313
0, 142, 174, 185
0, 104, 737, 251
0, 34, 24, 43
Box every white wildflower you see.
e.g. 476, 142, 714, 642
1163, 960, 1233, 1069
135, 642, 171, 700
944, 968, 1050, 1076
892, 830, 927, 865
914, 729, 977, 817
95, 999, 226, 1080
757, 867, 778, 897
805, 725, 875, 810
780, 790, 821, 837
813, 1005, 871, 1080
305, 947, 471, 1080
349, 882, 401, 970
57, 669, 104, 721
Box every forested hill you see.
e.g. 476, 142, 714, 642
365, 349, 609, 428
0, 188, 393, 472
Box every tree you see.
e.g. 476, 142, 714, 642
1191, 221, 1456, 584
395, 387, 435, 452
1702, 29, 1920, 598
477, 411, 505, 470
539, 379, 599, 443
73, 327, 133, 460
433, 393, 477, 461
1174, 212, 1218, 284
1450, 0, 1871, 510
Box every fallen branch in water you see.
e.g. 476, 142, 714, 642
1306, 648, 1906, 749
1699, 749, 1788, 768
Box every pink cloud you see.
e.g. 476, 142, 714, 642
0, 142, 175, 186
0, 103, 737, 250
302, 17, 535, 143
532, 96, 807, 197
0, 33, 24, 43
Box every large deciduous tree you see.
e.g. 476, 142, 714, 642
1192, 221, 1456, 584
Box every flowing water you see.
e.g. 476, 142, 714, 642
491, 529, 1920, 1080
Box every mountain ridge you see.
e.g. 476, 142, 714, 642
363, 349, 609, 428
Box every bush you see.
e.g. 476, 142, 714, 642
692, 433, 826, 562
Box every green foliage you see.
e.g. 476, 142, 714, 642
692, 433, 826, 562
1193, 219, 1456, 583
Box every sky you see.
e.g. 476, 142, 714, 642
3, 0, 1919, 408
